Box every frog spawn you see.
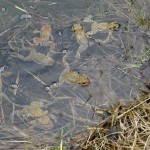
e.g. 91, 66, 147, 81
16, 101, 54, 128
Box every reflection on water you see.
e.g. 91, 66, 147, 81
0, 0, 149, 148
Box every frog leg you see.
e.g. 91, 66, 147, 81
20, 38, 32, 50
102, 31, 118, 44
45, 41, 56, 54
46, 76, 64, 92
45, 82, 59, 92
62, 51, 71, 69
58, 74, 65, 86
12, 48, 36, 62
50, 35, 54, 41
75, 51, 80, 60
15, 44, 36, 62
83, 15, 93, 23
76, 33, 88, 47
22, 39, 38, 59
11, 49, 31, 61
86, 21, 105, 36
75, 44, 88, 60
14, 110, 30, 127
108, 30, 118, 41
32, 37, 41, 46
86, 30, 95, 36
46, 50, 71, 92
46, 67, 67, 92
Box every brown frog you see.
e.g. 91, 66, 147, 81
72, 21, 120, 60
61, 70, 90, 85
83, 15, 120, 44
33, 23, 56, 51
72, 23, 89, 60
12, 39, 55, 66
16, 101, 53, 128
46, 51, 90, 91
72, 23, 88, 47
86, 21, 120, 35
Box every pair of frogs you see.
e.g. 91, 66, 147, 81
16, 100, 54, 128
10, 23, 56, 66
72, 16, 120, 59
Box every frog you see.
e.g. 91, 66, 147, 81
84, 16, 120, 44
72, 20, 120, 60
16, 101, 53, 128
11, 39, 55, 66
72, 23, 89, 60
32, 23, 56, 52
72, 23, 88, 47
86, 21, 120, 35
46, 51, 90, 91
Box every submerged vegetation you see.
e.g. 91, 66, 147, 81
0, 0, 149, 149
71, 90, 150, 150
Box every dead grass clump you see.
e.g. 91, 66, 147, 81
74, 91, 150, 150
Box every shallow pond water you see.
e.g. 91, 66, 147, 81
0, 0, 149, 148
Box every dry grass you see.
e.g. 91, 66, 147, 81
71, 90, 150, 150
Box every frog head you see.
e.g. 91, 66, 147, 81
108, 22, 120, 30
78, 74, 90, 85
72, 23, 83, 32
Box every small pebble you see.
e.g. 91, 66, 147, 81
2, 8, 6, 12
20, 14, 32, 19
62, 49, 68, 54
0, 66, 6, 73
58, 31, 63, 37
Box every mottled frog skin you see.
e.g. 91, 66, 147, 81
72, 23, 88, 47
16, 101, 53, 128
60, 52, 90, 85
12, 39, 55, 66
61, 70, 90, 85
86, 21, 120, 35
72, 23, 88, 60
47, 52, 90, 91
84, 16, 120, 44
72, 21, 120, 59
33, 24, 55, 48
17, 48, 55, 66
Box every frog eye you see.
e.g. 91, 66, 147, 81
81, 82, 90, 86
73, 24, 77, 29
114, 23, 120, 29
117, 23, 121, 28
62, 49, 68, 54
83, 82, 88, 84
83, 79, 90, 85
